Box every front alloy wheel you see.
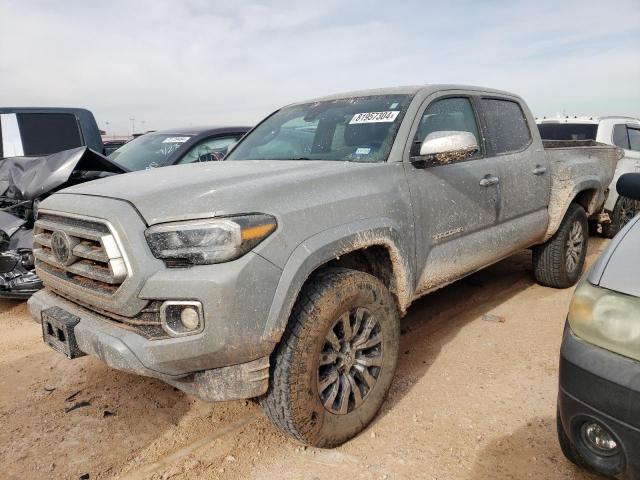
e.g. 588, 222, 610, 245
318, 307, 383, 415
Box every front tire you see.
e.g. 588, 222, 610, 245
533, 203, 588, 288
261, 267, 400, 447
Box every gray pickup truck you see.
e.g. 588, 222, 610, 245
28, 85, 619, 447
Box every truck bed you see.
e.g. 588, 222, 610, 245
542, 141, 621, 240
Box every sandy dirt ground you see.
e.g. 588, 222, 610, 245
0, 240, 611, 480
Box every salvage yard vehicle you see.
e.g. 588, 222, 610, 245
28, 85, 620, 447
0, 148, 126, 297
0, 126, 250, 298
0, 107, 107, 298
108, 126, 250, 170
558, 173, 640, 480
538, 116, 640, 237
0, 107, 104, 158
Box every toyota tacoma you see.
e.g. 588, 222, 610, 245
28, 85, 620, 446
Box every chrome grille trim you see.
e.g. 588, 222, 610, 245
33, 211, 131, 298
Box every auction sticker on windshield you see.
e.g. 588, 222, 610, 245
162, 137, 190, 143
350, 111, 399, 124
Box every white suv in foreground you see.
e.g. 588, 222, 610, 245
537, 116, 640, 237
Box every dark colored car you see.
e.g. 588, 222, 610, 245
0, 107, 104, 157
102, 139, 128, 156
108, 126, 250, 170
558, 173, 640, 479
0, 126, 250, 298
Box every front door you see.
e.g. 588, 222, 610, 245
404, 95, 501, 296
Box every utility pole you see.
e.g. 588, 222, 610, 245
129, 117, 135, 136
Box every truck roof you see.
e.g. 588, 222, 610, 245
536, 116, 640, 125
298, 84, 520, 104
152, 126, 251, 136
0, 107, 94, 115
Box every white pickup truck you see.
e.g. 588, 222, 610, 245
538, 116, 640, 236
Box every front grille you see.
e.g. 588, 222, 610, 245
33, 213, 128, 298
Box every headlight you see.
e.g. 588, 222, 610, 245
568, 280, 640, 361
145, 214, 276, 265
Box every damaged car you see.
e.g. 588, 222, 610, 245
0, 147, 126, 297
0, 126, 250, 298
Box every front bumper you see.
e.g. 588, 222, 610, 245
28, 289, 270, 401
558, 323, 640, 479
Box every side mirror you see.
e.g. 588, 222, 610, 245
617, 173, 640, 201
412, 131, 478, 168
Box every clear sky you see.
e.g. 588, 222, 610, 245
1, 0, 639, 136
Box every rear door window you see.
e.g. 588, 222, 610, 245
17, 113, 83, 156
612, 124, 631, 149
481, 99, 531, 155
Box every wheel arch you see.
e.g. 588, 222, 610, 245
544, 179, 604, 242
261, 219, 414, 345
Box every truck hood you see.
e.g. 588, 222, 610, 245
55, 160, 373, 225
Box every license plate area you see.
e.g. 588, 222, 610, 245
41, 307, 86, 359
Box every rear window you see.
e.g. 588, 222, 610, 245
537, 123, 598, 142
481, 99, 531, 154
17, 113, 83, 156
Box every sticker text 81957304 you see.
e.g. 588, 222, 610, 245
349, 111, 400, 124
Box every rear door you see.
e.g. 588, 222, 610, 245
479, 97, 550, 252
404, 93, 501, 293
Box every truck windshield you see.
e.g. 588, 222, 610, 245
109, 133, 193, 170
226, 94, 412, 163
537, 123, 598, 141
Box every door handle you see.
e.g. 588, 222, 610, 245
479, 176, 499, 187
533, 165, 547, 175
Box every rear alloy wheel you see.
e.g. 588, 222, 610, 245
565, 221, 585, 275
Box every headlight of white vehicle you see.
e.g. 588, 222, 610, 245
568, 280, 640, 362
145, 214, 276, 265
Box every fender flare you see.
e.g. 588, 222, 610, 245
544, 178, 603, 241
260, 217, 414, 344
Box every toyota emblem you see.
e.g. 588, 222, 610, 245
51, 231, 73, 265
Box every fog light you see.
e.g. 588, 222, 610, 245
580, 422, 619, 456
160, 301, 204, 337
180, 307, 200, 330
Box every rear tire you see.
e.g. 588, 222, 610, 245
601, 196, 639, 238
260, 267, 399, 447
533, 203, 588, 288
